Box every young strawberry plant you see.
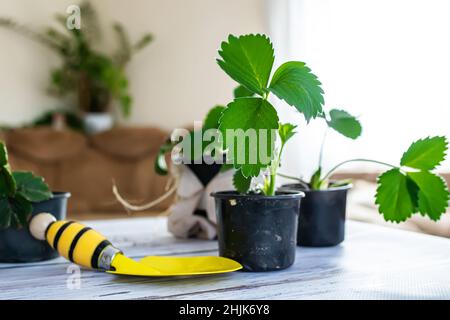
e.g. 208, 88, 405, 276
0, 142, 52, 229
282, 118, 450, 222
216, 34, 325, 195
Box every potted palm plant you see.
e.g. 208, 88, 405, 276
211, 34, 325, 272
0, 142, 70, 262
0, 1, 153, 134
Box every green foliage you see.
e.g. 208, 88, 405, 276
0, 1, 153, 119
219, 97, 279, 178
375, 169, 418, 222
203, 105, 226, 130
407, 171, 449, 221
13, 172, 52, 202
154, 105, 227, 176
233, 170, 252, 194
374, 137, 449, 223
400, 136, 447, 170
326, 109, 362, 139
217, 34, 274, 96
0, 142, 51, 229
217, 34, 325, 194
278, 123, 297, 145
269, 62, 324, 121
234, 85, 255, 98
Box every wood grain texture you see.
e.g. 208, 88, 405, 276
1, 217, 450, 300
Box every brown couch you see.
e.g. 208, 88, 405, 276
1, 127, 173, 216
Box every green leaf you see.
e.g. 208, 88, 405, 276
375, 168, 418, 222
233, 85, 255, 98
10, 193, 32, 228
310, 167, 328, 190
0, 167, 16, 197
233, 170, 252, 194
327, 109, 362, 139
408, 171, 449, 221
269, 61, 324, 121
217, 34, 274, 96
154, 139, 177, 175
203, 105, 226, 130
0, 194, 32, 229
400, 136, 448, 170
278, 123, 297, 145
12, 171, 52, 202
0, 197, 12, 229
219, 97, 279, 177
0, 142, 8, 166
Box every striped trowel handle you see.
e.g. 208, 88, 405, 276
45, 220, 120, 270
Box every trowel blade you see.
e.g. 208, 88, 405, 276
107, 254, 242, 277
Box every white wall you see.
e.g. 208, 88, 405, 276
0, 0, 267, 129
269, 0, 450, 176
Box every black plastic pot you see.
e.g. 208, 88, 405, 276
211, 191, 304, 272
282, 184, 351, 247
0, 192, 71, 263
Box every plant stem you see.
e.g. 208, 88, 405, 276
277, 172, 310, 190
321, 158, 397, 181
318, 129, 328, 169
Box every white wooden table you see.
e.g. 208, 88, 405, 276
1, 217, 450, 300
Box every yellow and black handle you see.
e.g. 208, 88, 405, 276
30, 214, 121, 271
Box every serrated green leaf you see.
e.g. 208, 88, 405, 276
10, 193, 32, 228
12, 171, 52, 202
278, 123, 297, 145
0, 194, 32, 229
203, 105, 226, 130
0, 142, 7, 166
0, 197, 12, 229
233, 169, 252, 193
407, 171, 449, 221
327, 109, 362, 139
400, 136, 448, 170
219, 97, 279, 177
269, 61, 324, 121
375, 168, 418, 222
0, 167, 16, 197
217, 34, 274, 96
233, 85, 255, 98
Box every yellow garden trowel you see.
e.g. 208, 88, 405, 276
29, 213, 242, 276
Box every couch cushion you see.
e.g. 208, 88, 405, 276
90, 127, 168, 160
5, 127, 87, 163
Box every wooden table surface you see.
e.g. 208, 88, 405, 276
1, 217, 450, 300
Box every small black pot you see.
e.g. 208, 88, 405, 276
282, 184, 351, 247
0, 192, 71, 263
211, 191, 304, 272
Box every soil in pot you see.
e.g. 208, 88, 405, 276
282, 184, 351, 247
0, 192, 71, 263
211, 191, 304, 272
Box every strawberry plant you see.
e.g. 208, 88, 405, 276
0, 142, 52, 229
216, 34, 325, 195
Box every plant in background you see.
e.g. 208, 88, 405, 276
0, 1, 152, 118
0, 142, 52, 229
216, 34, 325, 195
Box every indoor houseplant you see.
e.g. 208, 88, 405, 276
114, 103, 235, 240
0, 1, 153, 133
0, 142, 70, 262
281, 112, 450, 246
211, 34, 325, 272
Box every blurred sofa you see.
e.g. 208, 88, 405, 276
0, 127, 173, 216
